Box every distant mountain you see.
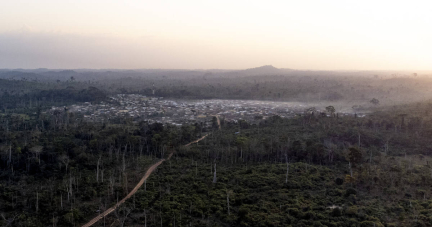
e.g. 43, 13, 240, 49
244, 65, 279, 74
220, 65, 294, 77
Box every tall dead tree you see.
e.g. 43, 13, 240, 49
213, 163, 217, 183
144, 209, 147, 227
8, 143, 12, 167
36, 191, 39, 212
96, 155, 101, 183
226, 190, 233, 215
114, 205, 132, 227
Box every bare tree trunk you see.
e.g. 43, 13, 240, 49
122, 153, 126, 173
144, 209, 147, 227
97, 156, 101, 183
52, 214, 57, 227
8, 144, 12, 166
69, 174, 73, 201
358, 133, 361, 148
213, 164, 217, 183
36, 192, 39, 212
160, 209, 163, 227
115, 206, 131, 227
110, 174, 115, 195
101, 169, 104, 183
227, 191, 230, 215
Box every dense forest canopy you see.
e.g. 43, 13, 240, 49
1, 67, 432, 226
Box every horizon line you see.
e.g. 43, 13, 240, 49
0, 66, 430, 72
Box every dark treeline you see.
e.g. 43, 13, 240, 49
0, 79, 106, 111
186, 106, 431, 165
2, 67, 432, 106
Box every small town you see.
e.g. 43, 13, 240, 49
49, 94, 320, 126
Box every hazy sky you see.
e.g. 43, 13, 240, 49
1, 0, 431, 70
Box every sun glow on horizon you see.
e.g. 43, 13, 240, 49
0, 0, 431, 70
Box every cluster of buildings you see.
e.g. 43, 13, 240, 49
49, 94, 332, 126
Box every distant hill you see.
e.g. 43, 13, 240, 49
243, 65, 281, 75
218, 65, 294, 77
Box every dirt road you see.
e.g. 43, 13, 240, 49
81, 117, 219, 227
81, 159, 165, 227
184, 134, 208, 147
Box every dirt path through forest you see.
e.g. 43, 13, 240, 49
81, 159, 165, 227
81, 116, 220, 227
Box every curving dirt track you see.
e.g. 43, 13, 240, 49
81, 159, 165, 227
184, 134, 208, 147
81, 116, 219, 227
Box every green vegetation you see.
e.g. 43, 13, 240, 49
2, 75, 432, 226
3, 68, 432, 105
0, 80, 106, 111
0, 110, 201, 226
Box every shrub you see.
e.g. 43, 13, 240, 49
331, 208, 342, 217
345, 188, 357, 197
345, 205, 358, 216
287, 208, 300, 218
